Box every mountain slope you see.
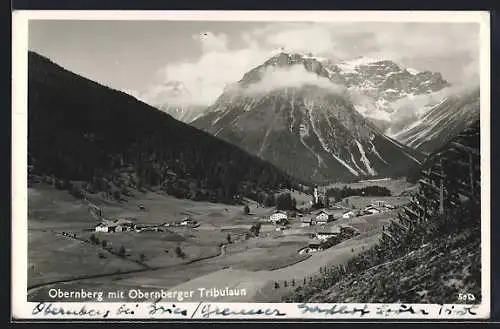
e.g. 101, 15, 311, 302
284, 121, 481, 304
192, 52, 424, 183
28, 51, 307, 204
326, 57, 451, 129
390, 88, 480, 154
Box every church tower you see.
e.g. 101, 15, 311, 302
313, 186, 319, 205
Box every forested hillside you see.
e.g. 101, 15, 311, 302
28, 51, 308, 204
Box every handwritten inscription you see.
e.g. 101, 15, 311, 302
116, 304, 139, 315
28, 302, 483, 319
32, 302, 110, 318
376, 304, 430, 316
298, 303, 370, 316
438, 304, 478, 316
200, 304, 286, 318
148, 303, 189, 316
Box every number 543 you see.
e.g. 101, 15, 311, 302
458, 293, 476, 301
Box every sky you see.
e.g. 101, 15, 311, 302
29, 20, 480, 107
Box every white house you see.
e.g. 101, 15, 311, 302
364, 206, 381, 215
269, 210, 288, 223
315, 231, 340, 240
95, 223, 108, 233
342, 210, 356, 219
315, 210, 334, 224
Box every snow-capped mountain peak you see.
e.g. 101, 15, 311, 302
191, 53, 424, 183
336, 56, 386, 73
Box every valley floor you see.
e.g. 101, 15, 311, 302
26, 181, 409, 303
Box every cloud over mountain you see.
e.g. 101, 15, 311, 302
137, 22, 479, 108
243, 65, 345, 95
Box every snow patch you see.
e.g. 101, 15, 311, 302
370, 141, 388, 164
407, 67, 419, 75
350, 152, 367, 176
304, 100, 359, 176
355, 140, 377, 176
339, 56, 383, 69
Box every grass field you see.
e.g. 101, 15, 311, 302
27, 183, 399, 302
79, 229, 223, 268
28, 230, 143, 287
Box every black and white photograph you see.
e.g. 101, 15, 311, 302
12, 10, 490, 320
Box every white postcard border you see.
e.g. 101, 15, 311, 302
11, 10, 491, 321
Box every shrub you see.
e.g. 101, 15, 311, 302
244, 205, 250, 215
101, 240, 108, 248
175, 245, 186, 258
249, 223, 262, 237
118, 245, 126, 256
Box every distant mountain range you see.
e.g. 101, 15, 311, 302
192, 52, 424, 183
324, 56, 451, 130
28, 51, 306, 204
389, 88, 480, 154
137, 53, 452, 132
126, 81, 206, 123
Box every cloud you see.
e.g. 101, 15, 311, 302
243, 64, 345, 95
149, 31, 273, 106
138, 22, 479, 107
388, 83, 478, 124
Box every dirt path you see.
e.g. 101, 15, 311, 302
156, 230, 382, 302
29, 226, 383, 302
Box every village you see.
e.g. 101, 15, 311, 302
87, 185, 398, 257
265, 186, 397, 254
28, 178, 411, 303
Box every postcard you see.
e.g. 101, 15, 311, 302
11, 10, 491, 320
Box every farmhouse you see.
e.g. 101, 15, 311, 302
342, 210, 356, 219
94, 219, 134, 233
315, 231, 340, 240
95, 223, 109, 233
269, 210, 288, 223
180, 218, 195, 226
315, 210, 334, 224
363, 205, 382, 215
